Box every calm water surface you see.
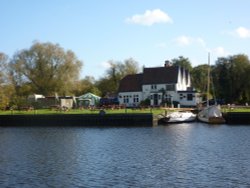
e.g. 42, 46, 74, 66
1, 123, 250, 187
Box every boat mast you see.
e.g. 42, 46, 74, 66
207, 52, 210, 107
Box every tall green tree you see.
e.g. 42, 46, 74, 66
213, 54, 250, 103
72, 76, 101, 96
171, 56, 193, 72
0, 53, 8, 84
97, 58, 140, 96
191, 64, 209, 92
0, 53, 13, 108
10, 42, 83, 96
212, 57, 231, 102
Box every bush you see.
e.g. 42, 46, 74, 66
140, 98, 150, 106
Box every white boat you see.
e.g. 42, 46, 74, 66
160, 111, 197, 123
198, 105, 225, 124
197, 53, 225, 124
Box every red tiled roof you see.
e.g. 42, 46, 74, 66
118, 74, 143, 92
142, 66, 179, 84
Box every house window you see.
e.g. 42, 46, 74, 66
166, 84, 175, 91
133, 95, 139, 103
123, 96, 129, 103
151, 85, 157, 90
187, 94, 193, 101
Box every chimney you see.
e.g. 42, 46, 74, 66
164, 60, 172, 67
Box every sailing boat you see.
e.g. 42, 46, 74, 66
197, 53, 225, 124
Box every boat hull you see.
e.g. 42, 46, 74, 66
198, 115, 225, 124
159, 111, 197, 124
198, 105, 225, 124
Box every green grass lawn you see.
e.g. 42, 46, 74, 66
0, 108, 167, 116
222, 107, 250, 113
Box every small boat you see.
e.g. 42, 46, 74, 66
197, 53, 225, 124
198, 105, 225, 124
159, 111, 197, 124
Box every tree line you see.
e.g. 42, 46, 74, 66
0, 42, 249, 109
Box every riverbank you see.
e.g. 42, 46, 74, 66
0, 111, 250, 127
0, 113, 153, 127
223, 112, 250, 124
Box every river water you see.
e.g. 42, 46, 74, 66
1, 123, 250, 187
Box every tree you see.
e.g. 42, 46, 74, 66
212, 57, 231, 102
0, 53, 15, 109
191, 64, 209, 93
0, 53, 8, 84
10, 42, 83, 96
171, 56, 192, 71
97, 58, 140, 96
72, 76, 101, 96
96, 77, 115, 97
213, 54, 250, 103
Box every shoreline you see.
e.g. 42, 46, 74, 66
0, 112, 250, 127
0, 113, 153, 127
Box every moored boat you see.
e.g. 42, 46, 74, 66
197, 105, 225, 124
197, 53, 225, 124
159, 111, 197, 124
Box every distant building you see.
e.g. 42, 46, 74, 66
118, 63, 201, 107
28, 95, 75, 109
77, 92, 101, 107
28, 94, 45, 102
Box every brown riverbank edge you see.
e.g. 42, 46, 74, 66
0, 113, 153, 127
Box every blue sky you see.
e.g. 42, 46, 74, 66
1, 0, 250, 79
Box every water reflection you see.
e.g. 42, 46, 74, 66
1, 124, 250, 187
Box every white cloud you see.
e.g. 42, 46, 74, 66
175, 36, 206, 47
235, 27, 250, 38
100, 61, 111, 69
175, 36, 191, 46
213, 46, 229, 57
125, 9, 173, 26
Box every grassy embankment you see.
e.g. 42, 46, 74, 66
221, 106, 250, 113
0, 106, 249, 116
0, 108, 167, 116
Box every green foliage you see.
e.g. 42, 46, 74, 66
97, 58, 140, 96
212, 54, 250, 103
191, 64, 209, 93
140, 98, 150, 106
0, 53, 15, 109
10, 42, 83, 96
0, 53, 8, 84
171, 56, 193, 72
72, 76, 101, 97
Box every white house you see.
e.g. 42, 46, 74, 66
118, 63, 201, 107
